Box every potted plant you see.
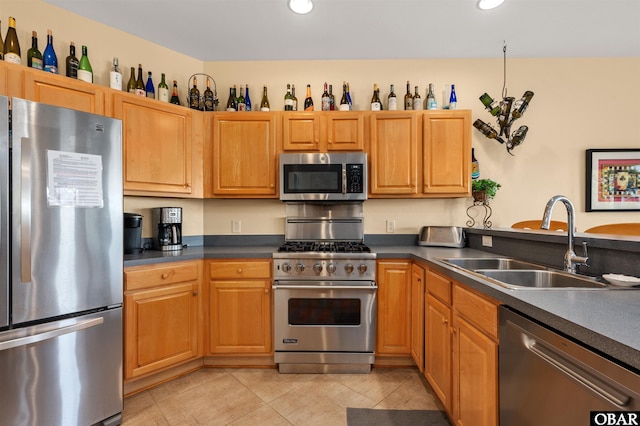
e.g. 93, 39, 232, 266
472, 178, 501, 203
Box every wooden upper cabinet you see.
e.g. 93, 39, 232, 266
0, 61, 23, 98
282, 112, 321, 151
282, 112, 365, 151
208, 112, 278, 197
23, 70, 106, 115
369, 111, 419, 195
113, 93, 196, 197
423, 110, 471, 196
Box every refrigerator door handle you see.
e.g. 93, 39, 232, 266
20, 137, 32, 283
0, 316, 104, 352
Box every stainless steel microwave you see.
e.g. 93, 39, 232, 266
279, 152, 368, 201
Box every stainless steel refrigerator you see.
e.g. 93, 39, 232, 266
0, 97, 123, 425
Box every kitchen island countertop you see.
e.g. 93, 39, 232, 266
124, 243, 640, 373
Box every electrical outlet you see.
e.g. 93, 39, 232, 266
482, 235, 493, 247
386, 219, 396, 233
232, 220, 241, 233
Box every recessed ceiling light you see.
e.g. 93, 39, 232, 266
289, 0, 313, 14
478, 0, 505, 10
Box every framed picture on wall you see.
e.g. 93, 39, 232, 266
586, 149, 640, 211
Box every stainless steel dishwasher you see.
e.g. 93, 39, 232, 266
499, 306, 640, 426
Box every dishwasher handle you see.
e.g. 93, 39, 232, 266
526, 337, 631, 408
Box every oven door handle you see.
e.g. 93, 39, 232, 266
273, 284, 378, 291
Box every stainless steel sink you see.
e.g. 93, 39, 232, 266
440, 257, 547, 271
475, 269, 607, 289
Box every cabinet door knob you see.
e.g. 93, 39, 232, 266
264, 288, 270, 294
237, 269, 242, 274
442, 318, 448, 325
193, 291, 198, 296
161, 273, 169, 279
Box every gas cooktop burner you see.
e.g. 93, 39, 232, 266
278, 241, 371, 253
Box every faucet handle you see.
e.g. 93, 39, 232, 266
580, 241, 589, 266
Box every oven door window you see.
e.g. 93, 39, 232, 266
288, 298, 360, 326
283, 164, 342, 194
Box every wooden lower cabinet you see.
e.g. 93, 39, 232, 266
207, 260, 272, 354
423, 268, 499, 426
410, 263, 426, 371
376, 260, 412, 355
124, 261, 202, 380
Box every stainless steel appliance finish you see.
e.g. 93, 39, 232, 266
273, 202, 376, 373
500, 306, 640, 426
279, 152, 367, 202
1, 97, 123, 425
418, 226, 465, 247
151, 206, 183, 251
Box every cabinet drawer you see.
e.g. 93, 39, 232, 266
125, 261, 199, 291
426, 270, 452, 305
209, 260, 271, 279
453, 284, 499, 339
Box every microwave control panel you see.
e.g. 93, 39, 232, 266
346, 163, 364, 193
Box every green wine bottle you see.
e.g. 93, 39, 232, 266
158, 73, 169, 102
77, 45, 93, 83
27, 31, 43, 70
260, 85, 270, 111
127, 67, 136, 93
135, 64, 145, 96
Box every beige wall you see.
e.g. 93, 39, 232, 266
9, 1, 640, 237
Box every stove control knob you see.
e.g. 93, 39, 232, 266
313, 263, 323, 274
281, 262, 292, 273
295, 263, 305, 273
344, 263, 354, 274
358, 264, 368, 274
326, 263, 337, 274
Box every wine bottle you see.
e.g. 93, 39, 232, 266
346, 82, 353, 110
3, 17, 21, 64
157, 73, 169, 102
370, 84, 381, 111
448, 84, 457, 110
427, 83, 437, 110
511, 91, 534, 118
245, 84, 252, 111
388, 84, 397, 110
145, 72, 155, 98
135, 64, 145, 96
170, 80, 180, 105
77, 45, 93, 83
189, 77, 200, 110
203, 78, 215, 111
0, 22, 4, 60
66, 42, 79, 78
321, 82, 330, 111
42, 29, 57, 73
284, 84, 293, 111
260, 85, 270, 111
303, 84, 314, 111
27, 31, 43, 70
339, 82, 349, 111
473, 119, 505, 144
127, 67, 136, 93
237, 85, 246, 111
110, 57, 122, 91
412, 86, 423, 110
404, 81, 413, 110
226, 86, 237, 111
291, 84, 297, 111
479, 93, 501, 116
328, 84, 335, 110
471, 148, 480, 180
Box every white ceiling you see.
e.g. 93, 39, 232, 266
44, 0, 640, 61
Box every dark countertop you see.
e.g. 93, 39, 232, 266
124, 243, 640, 373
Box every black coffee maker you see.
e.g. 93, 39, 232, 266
151, 207, 183, 251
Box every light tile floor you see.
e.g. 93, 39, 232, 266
123, 367, 444, 425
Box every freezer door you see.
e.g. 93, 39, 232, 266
0, 308, 123, 425
11, 98, 123, 324
0, 97, 7, 329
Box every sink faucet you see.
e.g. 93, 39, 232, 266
540, 195, 588, 273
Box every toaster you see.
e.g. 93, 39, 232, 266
418, 226, 465, 248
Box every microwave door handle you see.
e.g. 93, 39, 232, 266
342, 168, 347, 195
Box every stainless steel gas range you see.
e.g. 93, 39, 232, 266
273, 202, 377, 374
